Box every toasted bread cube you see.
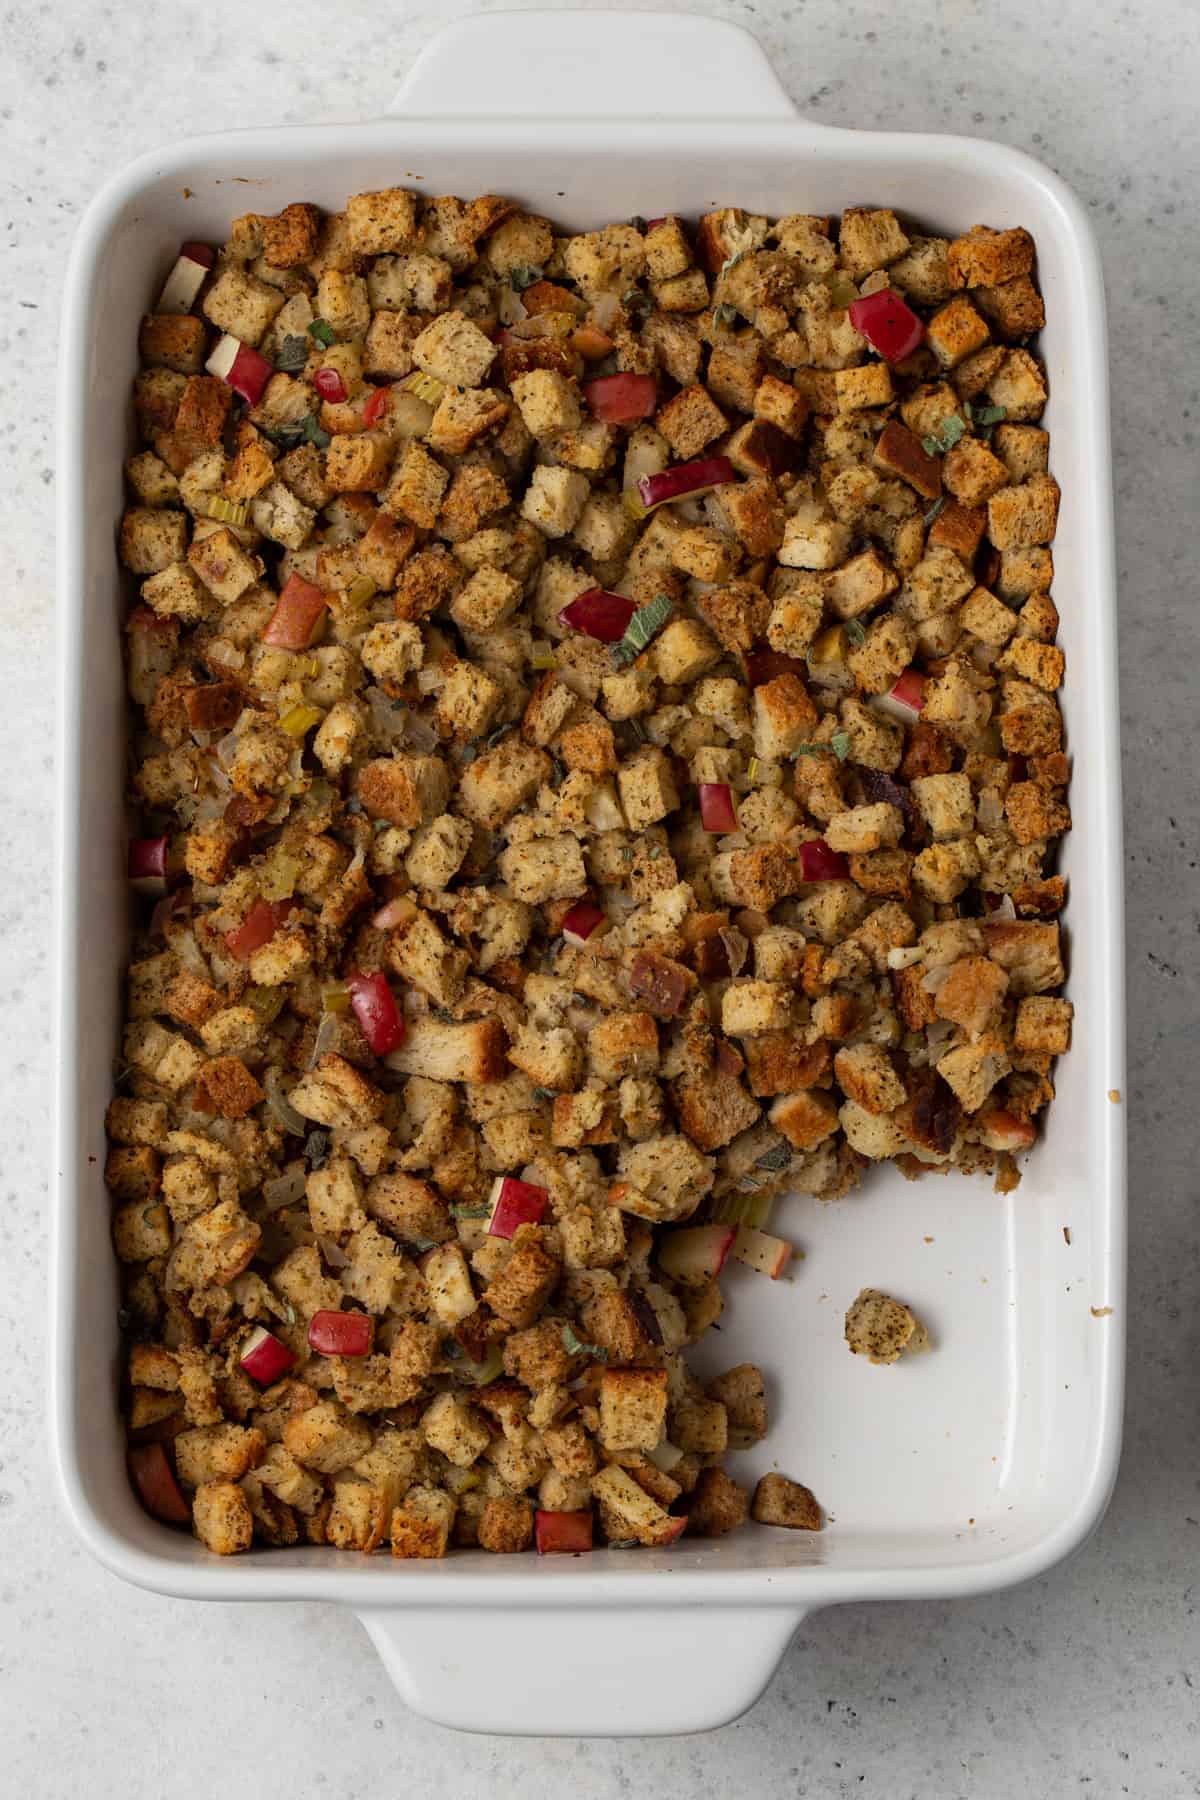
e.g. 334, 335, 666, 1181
751, 672, 819, 761
1014, 995, 1073, 1055
599, 1367, 668, 1453
987, 474, 1060, 550
616, 746, 679, 831
651, 617, 722, 687
936, 1037, 1011, 1112
655, 383, 727, 459
833, 1042, 906, 1116
191, 1480, 253, 1555
588, 1012, 659, 1083
412, 308, 496, 388
482, 1226, 561, 1328
845, 1288, 928, 1364
475, 1496, 534, 1555
421, 1391, 491, 1469
721, 979, 794, 1038
323, 430, 392, 495
974, 275, 1045, 341
1005, 780, 1071, 844
591, 1464, 675, 1547
942, 436, 1010, 507
824, 802, 904, 855
834, 363, 894, 412
987, 348, 1048, 422
183, 526, 257, 605
926, 295, 991, 369
839, 207, 909, 277
872, 419, 943, 499
754, 372, 809, 437
391, 1484, 455, 1559
996, 636, 1064, 692
960, 585, 1019, 647
175, 1423, 266, 1487
521, 464, 590, 538
902, 544, 975, 622
347, 185, 420, 255
202, 265, 285, 346
910, 772, 974, 840
778, 511, 850, 571
751, 1472, 822, 1529
498, 834, 587, 904
573, 490, 637, 563
119, 506, 189, 575
770, 1088, 840, 1150
933, 955, 1009, 1039
992, 423, 1049, 483
510, 368, 581, 440
947, 225, 1035, 290
912, 838, 981, 902
827, 547, 899, 621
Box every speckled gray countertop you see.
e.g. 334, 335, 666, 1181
3, 0, 1198, 1791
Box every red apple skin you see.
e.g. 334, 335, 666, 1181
128, 1443, 190, 1525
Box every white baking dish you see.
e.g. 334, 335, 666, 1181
52, 10, 1126, 1737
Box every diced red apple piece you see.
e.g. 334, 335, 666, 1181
128, 1443, 190, 1525
798, 839, 850, 883
638, 455, 736, 513
155, 242, 214, 314
488, 1175, 549, 1240
656, 1223, 737, 1288
347, 969, 406, 1056
224, 897, 291, 961
644, 1514, 688, 1547
873, 667, 927, 725
698, 782, 737, 833
847, 288, 925, 364
731, 1225, 793, 1279
583, 372, 657, 423
262, 573, 328, 650
535, 1509, 594, 1554
238, 1325, 297, 1385
308, 1309, 373, 1356
559, 588, 636, 644
127, 835, 169, 897
205, 332, 274, 406
561, 900, 607, 948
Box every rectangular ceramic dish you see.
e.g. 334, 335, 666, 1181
52, 10, 1126, 1736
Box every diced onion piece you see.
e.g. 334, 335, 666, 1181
224, 897, 291, 961
637, 454, 735, 514
487, 1175, 549, 1240
872, 666, 927, 725
583, 372, 657, 424
313, 366, 347, 403
847, 289, 926, 364
155, 242, 213, 315
977, 1106, 1036, 1153
308, 1309, 373, 1356
530, 643, 557, 671
262, 1166, 308, 1210
347, 969, 406, 1056
698, 782, 737, 833
535, 1509, 594, 1555
887, 944, 926, 970
798, 839, 850, 883
347, 574, 377, 607
559, 588, 635, 644
238, 1325, 297, 1385
262, 574, 328, 651
656, 1223, 737, 1287
205, 331, 273, 406
128, 1443, 190, 1525
561, 900, 606, 948
279, 703, 323, 738
731, 1225, 793, 1279
571, 324, 614, 360
127, 836, 168, 896
322, 984, 352, 1014
646, 1439, 685, 1473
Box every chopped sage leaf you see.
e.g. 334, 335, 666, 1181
451, 1202, 491, 1218
830, 730, 852, 762
307, 318, 335, 347
628, 215, 647, 233
509, 264, 543, 292
923, 496, 947, 528
611, 592, 673, 667
275, 333, 310, 374
921, 415, 967, 457
713, 303, 740, 328
562, 1323, 608, 1361
844, 618, 867, 647
304, 1127, 331, 1170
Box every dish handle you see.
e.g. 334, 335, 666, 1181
388, 9, 799, 121
357, 1601, 809, 1736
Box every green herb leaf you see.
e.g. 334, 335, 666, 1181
712, 303, 740, 328
923, 496, 947, 529
562, 1323, 608, 1361
756, 1139, 792, 1173
483, 724, 509, 751
303, 414, 331, 450
509, 264, 544, 292
607, 1538, 640, 1550
621, 287, 651, 322
629, 215, 647, 233
441, 1338, 464, 1360
275, 333, 310, 374
792, 741, 830, 759
844, 618, 867, 647
409, 1236, 438, 1253
966, 402, 1007, 426
611, 592, 673, 667
116, 1307, 132, 1332
451, 1203, 491, 1219
719, 247, 749, 279
830, 730, 852, 762
532, 1086, 555, 1102
307, 318, 335, 347
921, 415, 967, 457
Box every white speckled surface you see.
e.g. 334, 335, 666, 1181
5, 0, 1199, 1788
